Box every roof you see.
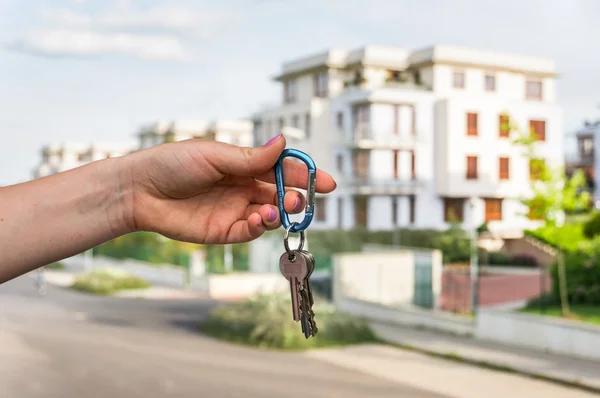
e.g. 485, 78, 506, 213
274, 44, 558, 80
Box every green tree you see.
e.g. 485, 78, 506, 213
511, 120, 591, 317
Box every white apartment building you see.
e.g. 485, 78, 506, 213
33, 141, 137, 178
138, 119, 254, 149
253, 45, 563, 237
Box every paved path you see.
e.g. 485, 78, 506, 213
0, 276, 446, 398
371, 321, 600, 394
2, 275, 596, 398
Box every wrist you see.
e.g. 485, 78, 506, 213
104, 155, 138, 235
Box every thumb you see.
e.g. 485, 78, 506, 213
205, 134, 286, 177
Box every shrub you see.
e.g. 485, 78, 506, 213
510, 253, 539, 267
202, 292, 377, 350
583, 212, 600, 239
549, 246, 600, 305
45, 261, 65, 270
308, 227, 471, 264
71, 268, 150, 295
487, 251, 511, 265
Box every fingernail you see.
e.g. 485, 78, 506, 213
264, 134, 281, 147
293, 197, 302, 211
257, 218, 263, 227
267, 207, 278, 222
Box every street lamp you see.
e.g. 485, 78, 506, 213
469, 197, 479, 315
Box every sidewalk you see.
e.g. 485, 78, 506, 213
370, 321, 600, 393
41, 270, 208, 300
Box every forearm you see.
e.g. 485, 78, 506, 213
0, 157, 134, 283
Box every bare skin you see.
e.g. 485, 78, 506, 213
0, 135, 336, 283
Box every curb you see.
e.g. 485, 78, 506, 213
385, 342, 600, 395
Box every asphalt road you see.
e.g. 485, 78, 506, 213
0, 276, 450, 398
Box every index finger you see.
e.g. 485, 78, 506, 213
253, 158, 337, 193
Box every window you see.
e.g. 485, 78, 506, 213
353, 104, 370, 138
391, 196, 398, 225
530, 158, 545, 181
336, 154, 344, 173
314, 71, 328, 97
291, 115, 299, 128
444, 198, 464, 222
409, 195, 415, 224
485, 74, 496, 91
529, 120, 546, 141
354, 196, 368, 227
411, 151, 416, 179
411, 106, 416, 136
499, 114, 510, 138
527, 198, 545, 220
484, 198, 503, 221
581, 137, 594, 156
499, 157, 510, 180
352, 150, 370, 179
278, 118, 284, 133
284, 79, 297, 103
393, 105, 400, 134
393, 150, 399, 179
467, 112, 478, 136
453, 71, 465, 88
315, 197, 326, 221
466, 156, 478, 179
336, 111, 344, 131
526, 79, 543, 100
305, 113, 311, 138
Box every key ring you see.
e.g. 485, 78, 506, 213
274, 148, 317, 234
283, 222, 305, 260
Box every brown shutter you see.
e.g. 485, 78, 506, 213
467, 113, 478, 136
466, 156, 478, 179
499, 114, 510, 138
499, 157, 510, 180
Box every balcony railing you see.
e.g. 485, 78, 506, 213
342, 175, 420, 194
339, 123, 419, 148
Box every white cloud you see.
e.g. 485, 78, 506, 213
6, 29, 187, 61
38, 6, 236, 35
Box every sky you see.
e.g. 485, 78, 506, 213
1, 0, 599, 185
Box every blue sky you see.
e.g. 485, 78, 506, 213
1, 0, 599, 185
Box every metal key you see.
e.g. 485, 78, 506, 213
279, 250, 309, 322
298, 250, 318, 336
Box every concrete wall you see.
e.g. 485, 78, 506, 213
476, 309, 600, 361
332, 248, 442, 306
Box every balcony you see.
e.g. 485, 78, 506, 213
339, 123, 420, 149
342, 175, 420, 195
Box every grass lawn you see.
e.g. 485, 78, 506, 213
521, 304, 600, 326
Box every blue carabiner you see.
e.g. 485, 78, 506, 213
274, 149, 317, 233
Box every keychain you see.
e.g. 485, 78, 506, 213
275, 149, 318, 338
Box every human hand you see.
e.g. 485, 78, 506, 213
122, 134, 336, 244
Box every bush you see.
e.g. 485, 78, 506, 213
486, 251, 510, 265
509, 253, 539, 267
308, 227, 471, 264
201, 293, 377, 350
549, 245, 600, 305
45, 261, 65, 270
71, 268, 150, 295
583, 212, 600, 239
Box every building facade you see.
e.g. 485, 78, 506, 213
139, 120, 254, 150
33, 142, 137, 178
566, 120, 599, 201
254, 45, 563, 237
34, 120, 253, 179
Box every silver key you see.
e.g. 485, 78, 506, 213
279, 250, 308, 322
298, 250, 318, 336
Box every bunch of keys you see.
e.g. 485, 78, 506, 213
274, 149, 318, 339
